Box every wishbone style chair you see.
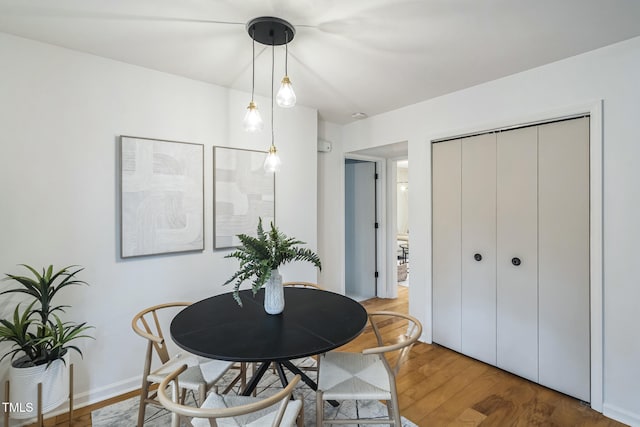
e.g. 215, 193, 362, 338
132, 302, 246, 427
158, 364, 304, 427
282, 281, 324, 290
316, 311, 423, 426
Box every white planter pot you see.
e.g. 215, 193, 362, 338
264, 269, 284, 314
8, 353, 69, 419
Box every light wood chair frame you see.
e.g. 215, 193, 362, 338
158, 364, 304, 427
282, 281, 323, 290
316, 311, 422, 426
131, 302, 245, 427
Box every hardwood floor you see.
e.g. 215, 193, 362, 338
24, 389, 140, 427
33, 285, 623, 426
343, 286, 624, 427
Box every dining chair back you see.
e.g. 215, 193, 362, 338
282, 281, 324, 289
158, 364, 304, 427
316, 311, 422, 426
132, 302, 240, 427
366, 311, 422, 375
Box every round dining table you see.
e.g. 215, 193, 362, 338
170, 287, 368, 400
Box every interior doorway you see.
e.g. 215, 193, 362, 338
396, 160, 409, 287
344, 159, 378, 300
345, 141, 408, 300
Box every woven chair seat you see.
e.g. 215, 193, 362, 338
132, 302, 242, 426
317, 351, 391, 401
191, 394, 302, 427
316, 311, 422, 426
148, 353, 233, 390
158, 366, 303, 427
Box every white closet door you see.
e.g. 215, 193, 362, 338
461, 134, 497, 364
496, 126, 539, 382
538, 117, 590, 401
432, 140, 462, 351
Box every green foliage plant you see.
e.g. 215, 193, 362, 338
223, 218, 321, 306
0, 264, 94, 368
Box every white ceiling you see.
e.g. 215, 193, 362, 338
1, 0, 640, 124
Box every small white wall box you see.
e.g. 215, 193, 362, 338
317, 139, 332, 152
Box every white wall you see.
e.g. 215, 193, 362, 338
321, 36, 640, 425
0, 32, 318, 412
317, 120, 344, 293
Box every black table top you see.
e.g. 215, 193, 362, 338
170, 287, 368, 362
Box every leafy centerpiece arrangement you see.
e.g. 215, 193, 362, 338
0, 264, 93, 418
224, 218, 321, 314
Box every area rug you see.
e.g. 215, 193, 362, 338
93, 359, 417, 426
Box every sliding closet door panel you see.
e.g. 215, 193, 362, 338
461, 134, 497, 365
538, 117, 590, 401
432, 140, 462, 351
496, 126, 538, 382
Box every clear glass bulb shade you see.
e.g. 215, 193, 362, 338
276, 76, 296, 108
244, 101, 264, 132
264, 146, 282, 173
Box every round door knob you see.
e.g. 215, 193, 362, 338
474, 253, 482, 262
512, 257, 522, 266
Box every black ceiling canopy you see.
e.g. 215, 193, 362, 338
247, 16, 296, 46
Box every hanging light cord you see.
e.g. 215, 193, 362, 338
285, 30, 289, 76
251, 27, 256, 102
271, 39, 275, 147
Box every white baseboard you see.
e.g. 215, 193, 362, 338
73, 375, 140, 408
604, 403, 640, 427
419, 333, 432, 344
3, 375, 140, 427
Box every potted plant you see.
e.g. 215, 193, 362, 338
224, 218, 321, 314
0, 264, 93, 419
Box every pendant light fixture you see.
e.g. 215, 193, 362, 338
264, 38, 281, 173
276, 30, 296, 108
243, 27, 263, 133
245, 17, 295, 172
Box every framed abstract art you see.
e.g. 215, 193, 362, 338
120, 136, 204, 257
213, 146, 275, 249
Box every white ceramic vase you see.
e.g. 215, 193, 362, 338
264, 269, 284, 314
8, 352, 69, 419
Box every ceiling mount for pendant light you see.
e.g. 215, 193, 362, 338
246, 16, 295, 47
